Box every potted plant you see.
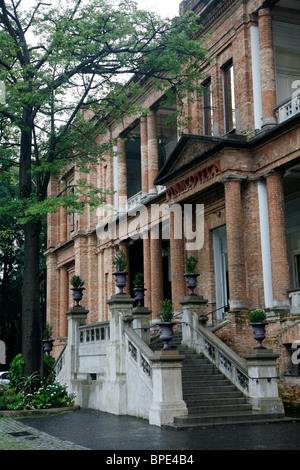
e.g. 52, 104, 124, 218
70, 274, 85, 307
133, 272, 146, 307
43, 323, 54, 356
249, 309, 268, 349
113, 249, 128, 294
184, 255, 199, 295
157, 299, 175, 350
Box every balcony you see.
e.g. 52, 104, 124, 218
276, 93, 300, 124
125, 186, 166, 213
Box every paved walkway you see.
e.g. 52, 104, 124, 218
0, 415, 88, 450
0, 408, 300, 451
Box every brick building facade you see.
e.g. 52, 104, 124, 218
46, 0, 300, 407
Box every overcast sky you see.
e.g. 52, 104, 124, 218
136, 0, 180, 17
21, 0, 181, 18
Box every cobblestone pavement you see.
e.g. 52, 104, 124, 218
0, 416, 89, 450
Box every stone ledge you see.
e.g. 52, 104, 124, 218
0, 405, 80, 418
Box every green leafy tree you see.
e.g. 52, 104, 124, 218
0, 0, 208, 377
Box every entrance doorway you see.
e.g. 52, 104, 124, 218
212, 225, 229, 319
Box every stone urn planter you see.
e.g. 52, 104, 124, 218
158, 299, 175, 350
70, 275, 85, 306
133, 272, 146, 307
184, 255, 199, 295
43, 339, 54, 356
157, 322, 176, 350
184, 273, 199, 295
113, 271, 129, 294
249, 310, 268, 349
113, 249, 128, 294
43, 323, 54, 356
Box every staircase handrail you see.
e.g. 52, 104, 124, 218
125, 326, 156, 362
54, 342, 67, 375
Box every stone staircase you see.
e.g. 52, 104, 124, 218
151, 329, 285, 429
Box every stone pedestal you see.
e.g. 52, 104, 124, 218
244, 349, 284, 415
106, 295, 135, 379
65, 306, 89, 381
132, 306, 152, 345
149, 350, 188, 426
180, 294, 208, 351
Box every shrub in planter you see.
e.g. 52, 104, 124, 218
249, 309, 268, 349
158, 299, 175, 350
249, 309, 266, 323
70, 275, 85, 306
184, 255, 199, 295
113, 249, 128, 294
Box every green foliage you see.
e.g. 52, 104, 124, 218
133, 272, 144, 288
185, 255, 198, 274
26, 382, 76, 410
19, 372, 40, 394
249, 310, 266, 323
159, 299, 174, 322
113, 249, 128, 272
1, 353, 75, 410
43, 354, 56, 385
43, 323, 53, 340
8, 353, 24, 391
70, 275, 84, 287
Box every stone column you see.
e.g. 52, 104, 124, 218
265, 171, 290, 309
106, 294, 134, 380
149, 350, 188, 426
258, 7, 277, 129
222, 175, 248, 309
117, 137, 127, 212
147, 110, 158, 194
170, 210, 186, 314
140, 116, 149, 198
244, 349, 284, 415
150, 235, 164, 319
143, 237, 151, 310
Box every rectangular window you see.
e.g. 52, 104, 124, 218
294, 254, 300, 288
223, 62, 236, 132
203, 79, 213, 135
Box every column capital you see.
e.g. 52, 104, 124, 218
262, 169, 284, 179
219, 174, 248, 184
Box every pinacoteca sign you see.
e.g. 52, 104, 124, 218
166, 161, 221, 200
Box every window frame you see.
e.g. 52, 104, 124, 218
223, 61, 236, 133
202, 78, 213, 136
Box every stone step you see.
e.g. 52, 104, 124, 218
183, 390, 244, 400
166, 411, 286, 429
185, 402, 252, 414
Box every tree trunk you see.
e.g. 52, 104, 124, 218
22, 221, 43, 378
19, 108, 43, 378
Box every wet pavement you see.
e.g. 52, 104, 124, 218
1, 407, 298, 451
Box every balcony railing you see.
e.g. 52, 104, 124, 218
288, 288, 300, 314
276, 94, 300, 124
